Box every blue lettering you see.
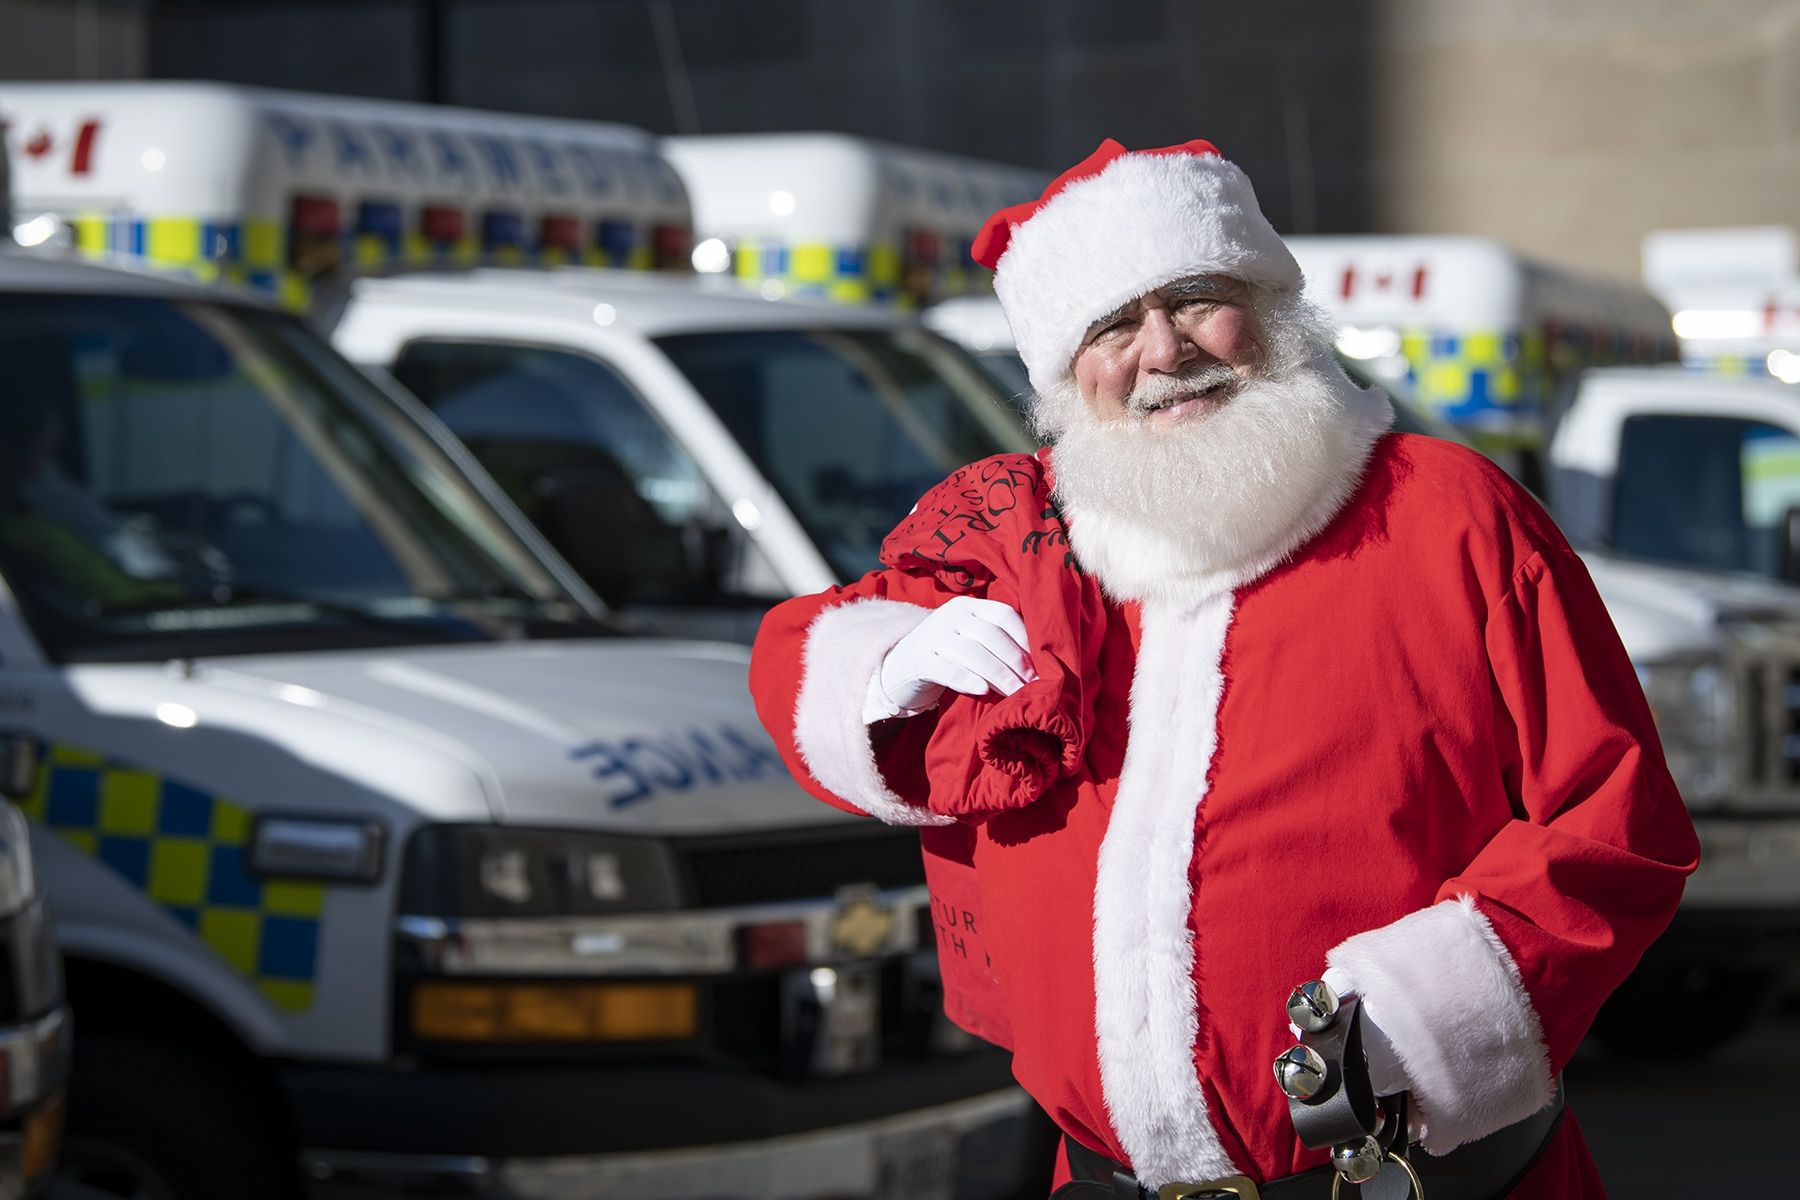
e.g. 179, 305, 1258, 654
374, 124, 426, 177
525, 139, 570, 196
570, 740, 654, 807
680, 729, 730, 785
471, 134, 523, 189
717, 727, 783, 780
329, 121, 378, 177
621, 738, 694, 790
264, 113, 314, 169
564, 144, 616, 198
430, 131, 474, 183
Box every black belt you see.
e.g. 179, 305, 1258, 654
1052, 1083, 1565, 1200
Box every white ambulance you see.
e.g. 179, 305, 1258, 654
1282, 235, 1679, 470
1641, 225, 1800, 382
664, 133, 1045, 308
0, 98, 1040, 1200
0, 80, 694, 311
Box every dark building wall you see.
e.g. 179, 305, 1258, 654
142, 0, 1379, 237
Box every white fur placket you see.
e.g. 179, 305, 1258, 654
1092, 589, 1242, 1186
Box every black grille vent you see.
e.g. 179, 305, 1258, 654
675, 825, 925, 908
1786, 667, 1800, 784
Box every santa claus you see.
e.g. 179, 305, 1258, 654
748, 139, 1697, 1198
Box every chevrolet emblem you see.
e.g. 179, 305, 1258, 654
831, 895, 896, 958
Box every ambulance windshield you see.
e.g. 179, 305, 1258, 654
656, 326, 1034, 581
0, 292, 605, 662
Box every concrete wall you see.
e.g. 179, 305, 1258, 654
1371, 0, 1800, 275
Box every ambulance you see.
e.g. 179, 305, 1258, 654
1640, 225, 1800, 382
1284, 235, 1678, 474
0, 99, 1040, 1200
663, 133, 1045, 308
0, 81, 694, 311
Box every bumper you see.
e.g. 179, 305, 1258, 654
0, 1006, 70, 1194
298, 1083, 1034, 1200
1682, 815, 1800, 910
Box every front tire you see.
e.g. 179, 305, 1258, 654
56, 1036, 302, 1200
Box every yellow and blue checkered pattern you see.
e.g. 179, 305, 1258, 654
1397, 326, 1677, 449
65, 209, 662, 313
19, 744, 324, 1013
731, 238, 993, 308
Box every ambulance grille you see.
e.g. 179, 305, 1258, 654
1731, 625, 1800, 804
675, 825, 926, 909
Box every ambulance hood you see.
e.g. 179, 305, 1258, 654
191, 638, 855, 834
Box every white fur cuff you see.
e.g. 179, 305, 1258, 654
793, 598, 953, 827
1323, 894, 1555, 1155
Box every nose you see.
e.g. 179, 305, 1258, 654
1138, 307, 1200, 376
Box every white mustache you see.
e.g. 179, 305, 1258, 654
1125, 363, 1243, 415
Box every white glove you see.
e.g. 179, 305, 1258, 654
862, 596, 1036, 723
1319, 968, 1410, 1098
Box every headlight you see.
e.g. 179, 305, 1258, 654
398, 825, 681, 917
0, 802, 37, 918
1636, 656, 1732, 805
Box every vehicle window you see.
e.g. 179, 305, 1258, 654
0, 294, 599, 662
655, 328, 1030, 581
1613, 414, 1800, 579
392, 340, 773, 607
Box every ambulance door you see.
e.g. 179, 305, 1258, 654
387, 337, 788, 642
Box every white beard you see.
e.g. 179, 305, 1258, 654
1047, 352, 1393, 606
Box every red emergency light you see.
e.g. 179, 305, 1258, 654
539, 214, 583, 253
288, 193, 343, 276
901, 226, 943, 301
652, 223, 693, 271
289, 195, 342, 239
421, 205, 466, 246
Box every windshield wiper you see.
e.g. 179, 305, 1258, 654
102, 585, 469, 642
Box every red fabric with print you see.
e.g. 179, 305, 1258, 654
878, 449, 1108, 818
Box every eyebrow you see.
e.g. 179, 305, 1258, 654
1161, 275, 1239, 302
1081, 275, 1245, 344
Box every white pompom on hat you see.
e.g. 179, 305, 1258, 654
973, 138, 1302, 396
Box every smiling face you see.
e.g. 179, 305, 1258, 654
1070, 274, 1265, 427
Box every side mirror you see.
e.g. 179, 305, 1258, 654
0, 737, 39, 801
1780, 506, 1800, 585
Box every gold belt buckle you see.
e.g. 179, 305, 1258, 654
1160, 1177, 1261, 1200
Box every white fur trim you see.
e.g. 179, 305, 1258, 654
1063, 372, 1394, 606
1324, 895, 1556, 1155
1092, 592, 1241, 1185
793, 598, 954, 827
994, 150, 1302, 394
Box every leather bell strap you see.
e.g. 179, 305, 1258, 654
1285, 995, 1399, 1153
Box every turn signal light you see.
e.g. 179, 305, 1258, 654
410, 981, 697, 1043
24, 1091, 64, 1181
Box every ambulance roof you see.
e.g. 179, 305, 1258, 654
1288, 234, 1672, 337
664, 132, 1045, 243
344, 266, 915, 337
0, 80, 688, 218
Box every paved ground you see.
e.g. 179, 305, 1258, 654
1571, 996, 1800, 1194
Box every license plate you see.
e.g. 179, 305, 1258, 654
873, 1126, 957, 1200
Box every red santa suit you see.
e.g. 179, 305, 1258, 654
747, 140, 1698, 1197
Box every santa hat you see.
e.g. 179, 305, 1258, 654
974, 138, 1302, 396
